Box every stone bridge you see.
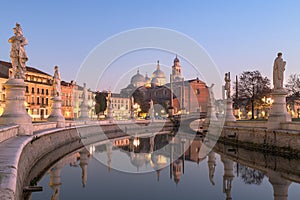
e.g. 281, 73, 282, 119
173, 112, 207, 133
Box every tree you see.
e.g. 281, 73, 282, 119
94, 91, 107, 118
233, 70, 271, 119
285, 73, 300, 97
132, 87, 149, 113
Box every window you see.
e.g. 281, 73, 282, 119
42, 98, 44, 105
46, 89, 49, 95
46, 98, 48, 105
46, 109, 48, 115
37, 97, 40, 105
31, 87, 34, 94
196, 89, 200, 95
26, 86, 29, 93
41, 89, 44, 94
31, 96, 34, 104
37, 88, 40, 94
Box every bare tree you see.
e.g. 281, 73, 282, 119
233, 70, 271, 119
285, 73, 300, 97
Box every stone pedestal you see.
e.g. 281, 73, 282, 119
267, 89, 291, 129
203, 101, 218, 130
225, 99, 236, 121
107, 105, 113, 123
48, 96, 65, 128
79, 103, 90, 122
0, 79, 33, 135
268, 171, 291, 200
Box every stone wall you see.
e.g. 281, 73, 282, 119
220, 125, 300, 154
0, 120, 175, 200
0, 125, 18, 143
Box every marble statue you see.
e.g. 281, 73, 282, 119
208, 83, 215, 103
224, 72, 231, 99
149, 99, 154, 109
8, 23, 28, 79
83, 83, 88, 102
53, 66, 61, 97
273, 52, 286, 90
106, 91, 112, 107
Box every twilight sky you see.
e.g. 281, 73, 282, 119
0, 0, 300, 98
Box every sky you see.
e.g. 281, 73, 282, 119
1, 0, 300, 98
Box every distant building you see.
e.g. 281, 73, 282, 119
120, 56, 208, 115
108, 93, 130, 120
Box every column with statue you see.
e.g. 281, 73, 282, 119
0, 23, 33, 135
203, 83, 218, 130
107, 91, 113, 123
267, 52, 291, 129
79, 83, 90, 122
224, 72, 236, 121
48, 66, 65, 127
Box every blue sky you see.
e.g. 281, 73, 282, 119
1, 0, 300, 97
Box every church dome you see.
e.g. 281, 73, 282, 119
131, 69, 145, 87
151, 77, 159, 85
152, 60, 166, 79
174, 55, 180, 63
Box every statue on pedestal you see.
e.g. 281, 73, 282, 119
208, 83, 215, 103
8, 23, 28, 79
82, 83, 88, 103
273, 52, 286, 90
224, 72, 231, 99
53, 66, 61, 97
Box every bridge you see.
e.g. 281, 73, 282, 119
173, 112, 207, 134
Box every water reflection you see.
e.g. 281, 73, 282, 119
31, 133, 300, 200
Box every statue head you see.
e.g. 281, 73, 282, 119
277, 52, 282, 57
54, 66, 58, 71
14, 23, 23, 35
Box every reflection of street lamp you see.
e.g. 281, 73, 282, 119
133, 137, 140, 147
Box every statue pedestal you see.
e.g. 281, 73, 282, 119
107, 106, 113, 123
79, 103, 90, 122
48, 96, 65, 128
0, 79, 33, 135
203, 102, 218, 130
225, 99, 236, 121
267, 89, 291, 129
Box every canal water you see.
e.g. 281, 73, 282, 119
31, 133, 300, 200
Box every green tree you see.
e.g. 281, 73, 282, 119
94, 91, 107, 117
233, 70, 271, 119
132, 87, 149, 113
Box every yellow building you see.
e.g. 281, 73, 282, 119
0, 60, 53, 120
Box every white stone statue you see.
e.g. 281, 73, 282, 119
82, 83, 88, 102
106, 91, 112, 108
8, 23, 28, 79
208, 83, 215, 103
273, 52, 286, 90
53, 66, 61, 97
149, 99, 154, 109
224, 72, 231, 99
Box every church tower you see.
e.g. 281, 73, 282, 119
171, 55, 182, 82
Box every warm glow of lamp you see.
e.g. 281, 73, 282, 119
133, 137, 140, 147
